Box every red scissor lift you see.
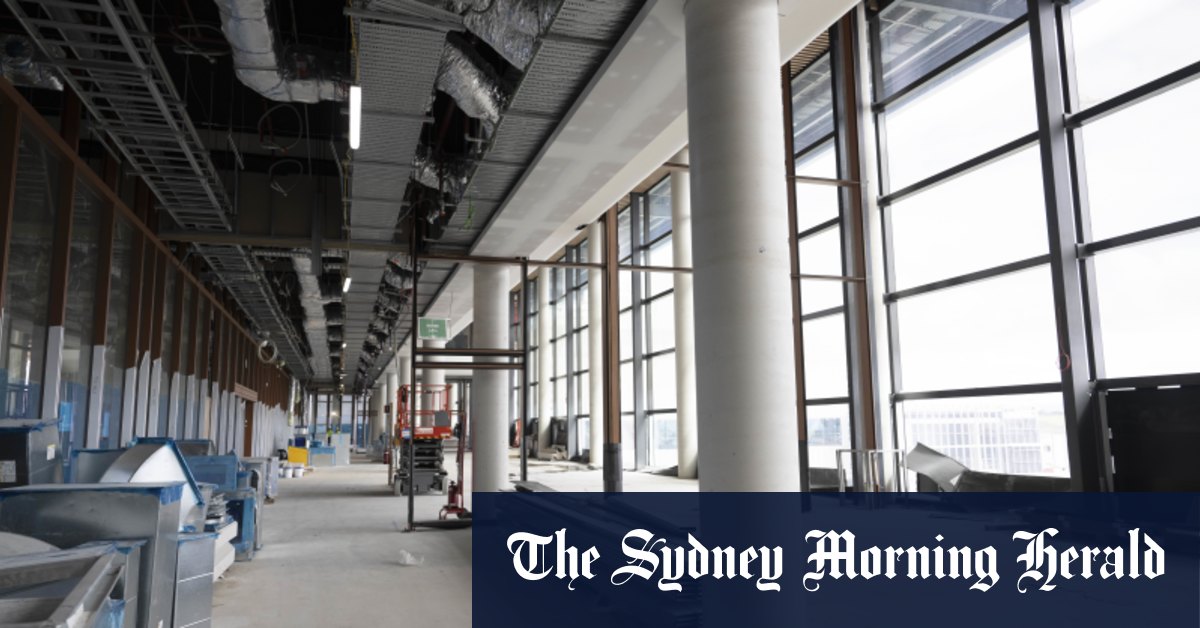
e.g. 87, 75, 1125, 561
396, 384, 469, 519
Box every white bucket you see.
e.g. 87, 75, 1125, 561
294, 467, 306, 478
285, 467, 296, 478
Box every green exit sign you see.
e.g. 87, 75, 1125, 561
418, 317, 450, 341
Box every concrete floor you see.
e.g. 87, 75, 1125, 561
211, 450, 694, 626
212, 458, 471, 627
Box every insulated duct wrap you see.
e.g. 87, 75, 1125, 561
294, 257, 333, 379
412, 149, 471, 202
435, 37, 511, 135
1, 35, 62, 91
456, 0, 559, 70
212, 0, 348, 102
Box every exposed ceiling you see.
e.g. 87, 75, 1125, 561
409, 0, 860, 349
0, 0, 855, 392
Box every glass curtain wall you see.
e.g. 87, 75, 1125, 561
869, 0, 1068, 476
790, 51, 854, 470
1, 128, 57, 419
61, 178, 102, 454
1067, 0, 1200, 380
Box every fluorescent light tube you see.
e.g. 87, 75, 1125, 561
349, 85, 362, 149
343, 276, 352, 292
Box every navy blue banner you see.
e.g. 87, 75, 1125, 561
473, 493, 1200, 627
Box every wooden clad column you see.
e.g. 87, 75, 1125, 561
0, 97, 21, 326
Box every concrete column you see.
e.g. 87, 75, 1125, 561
421, 339, 446, 427
368, 385, 384, 445
670, 149, 699, 479
685, 0, 800, 491
388, 369, 401, 441
587, 222, 605, 468
473, 265, 511, 492
536, 271, 553, 455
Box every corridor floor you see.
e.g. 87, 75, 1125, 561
212, 459, 472, 627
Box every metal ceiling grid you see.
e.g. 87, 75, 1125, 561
5, 0, 314, 379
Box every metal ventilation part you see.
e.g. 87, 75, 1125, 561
435, 36, 511, 135
453, 0, 559, 70
1, 34, 62, 91
212, 0, 348, 102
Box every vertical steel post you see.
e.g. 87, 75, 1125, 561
833, 16, 879, 455
519, 258, 530, 482
602, 208, 622, 492
1027, 0, 1101, 491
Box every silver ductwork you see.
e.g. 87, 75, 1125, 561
213, 0, 348, 103
435, 36, 511, 135
294, 257, 332, 380
452, 0, 559, 70
1, 35, 62, 91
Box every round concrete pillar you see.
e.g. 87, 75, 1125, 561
670, 149, 699, 480
685, 0, 800, 491
587, 222, 605, 468
472, 264, 511, 492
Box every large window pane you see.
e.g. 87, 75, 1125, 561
899, 394, 1068, 477
645, 238, 673, 297
798, 226, 843, 314
1094, 231, 1200, 378
646, 179, 672, 242
896, 266, 1059, 391
802, 314, 848, 400
554, 377, 566, 418
1079, 79, 1200, 240
61, 178, 102, 454
807, 403, 851, 470
620, 362, 634, 414
791, 54, 834, 152
794, 142, 840, 234
622, 414, 635, 470
875, 0, 1027, 100
646, 297, 675, 354
102, 219, 134, 448
889, 147, 1047, 289
883, 30, 1036, 190
1070, 0, 1200, 109
1, 128, 57, 419
647, 353, 676, 411
650, 412, 677, 469
619, 311, 632, 360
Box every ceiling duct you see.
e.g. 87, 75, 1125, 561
294, 257, 332, 380
454, 0, 558, 70
412, 147, 471, 203
414, 0, 559, 70
435, 35, 511, 135
212, 0, 349, 103
1, 35, 61, 91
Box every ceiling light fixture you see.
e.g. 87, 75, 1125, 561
343, 276, 353, 293
349, 85, 362, 150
